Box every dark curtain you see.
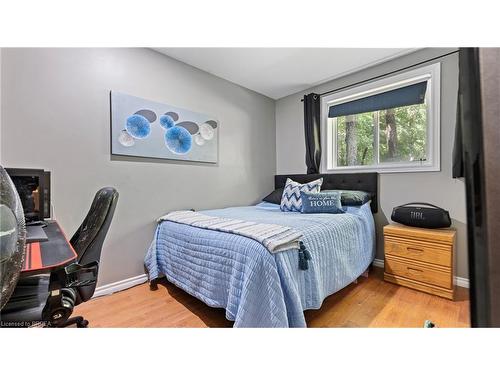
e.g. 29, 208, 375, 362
303, 93, 321, 174
452, 94, 464, 178
452, 51, 465, 178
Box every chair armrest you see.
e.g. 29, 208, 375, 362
50, 261, 99, 289
63, 261, 99, 287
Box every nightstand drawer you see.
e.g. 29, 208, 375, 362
385, 238, 452, 267
385, 256, 452, 289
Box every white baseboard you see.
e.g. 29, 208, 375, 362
454, 276, 469, 288
93, 274, 148, 298
91, 259, 469, 299
372, 258, 469, 288
372, 258, 385, 268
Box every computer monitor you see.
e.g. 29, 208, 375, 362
5, 168, 51, 222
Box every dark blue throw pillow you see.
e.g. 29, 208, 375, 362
300, 191, 345, 214
322, 189, 372, 206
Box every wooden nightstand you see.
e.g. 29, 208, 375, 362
383, 224, 456, 300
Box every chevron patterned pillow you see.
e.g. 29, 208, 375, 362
280, 178, 323, 212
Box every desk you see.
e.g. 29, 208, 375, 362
21, 221, 77, 276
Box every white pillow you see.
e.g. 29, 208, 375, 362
280, 178, 323, 212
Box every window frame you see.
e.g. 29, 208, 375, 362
321, 63, 441, 174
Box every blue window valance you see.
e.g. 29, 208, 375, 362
328, 81, 427, 118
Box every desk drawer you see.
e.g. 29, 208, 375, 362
385, 239, 451, 267
385, 256, 452, 289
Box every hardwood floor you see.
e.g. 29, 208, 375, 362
74, 267, 470, 328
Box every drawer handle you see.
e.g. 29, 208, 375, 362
407, 247, 424, 253
407, 267, 423, 273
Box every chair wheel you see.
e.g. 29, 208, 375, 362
77, 319, 89, 328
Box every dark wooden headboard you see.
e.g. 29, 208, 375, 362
274, 173, 378, 213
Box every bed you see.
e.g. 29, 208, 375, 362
145, 173, 378, 327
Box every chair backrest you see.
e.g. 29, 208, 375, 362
70, 187, 118, 302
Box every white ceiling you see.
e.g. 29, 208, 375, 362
154, 48, 417, 99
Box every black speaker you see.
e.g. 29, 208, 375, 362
391, 202, 451, 229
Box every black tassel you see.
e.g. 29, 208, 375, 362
303, 249, 312, 260
298, 250, 307, 270
298, 242, 311, 270
302, 257, 309, 270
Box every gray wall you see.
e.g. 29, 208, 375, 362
275, 48, 468, 279
0, 48, 276, 286
0, 47, 468, 284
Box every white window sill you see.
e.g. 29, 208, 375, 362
322, 165, 440, 174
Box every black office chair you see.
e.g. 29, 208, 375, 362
62, 186, 119, 327
0, 187, 118, 327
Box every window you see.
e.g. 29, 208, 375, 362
322, 63, 440, 173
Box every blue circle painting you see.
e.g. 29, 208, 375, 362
159, 114, 176, 130
165, 126, 192, 154
126, 114, 151, 139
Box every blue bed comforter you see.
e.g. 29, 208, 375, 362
144, 202, 375, 327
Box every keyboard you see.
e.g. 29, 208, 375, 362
26, 225, 49, 243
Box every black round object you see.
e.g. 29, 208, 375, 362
164, 111, 179, 122
134, 109, 157, 123
50, 306, 73, 326
176, 121, 199, 135
205, 120, 218, 129
77, 319, 89, 328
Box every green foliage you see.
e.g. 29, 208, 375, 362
336, 112, 375, 166
335, 103, 427, 166
379, 104, 427, 162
